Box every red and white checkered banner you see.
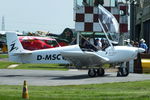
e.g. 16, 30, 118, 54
75, 5, 128, 33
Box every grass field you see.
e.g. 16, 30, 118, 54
0, 54, 150, 100
0, 61, 17, 69
14, 64, 68, 70
0, 60, 68, 70
0, 54, 8, 58
0, 81, 150, 100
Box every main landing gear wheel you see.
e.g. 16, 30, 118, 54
88, 68, 105, 77
117, 67, 129, 77
88, 69, 96, 77
97, 68, 105, 76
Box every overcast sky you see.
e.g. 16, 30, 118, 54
0, 0, 74, 34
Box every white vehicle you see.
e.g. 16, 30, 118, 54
6, 32, 144, 77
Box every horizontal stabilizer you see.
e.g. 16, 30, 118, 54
12, 50, 32, 56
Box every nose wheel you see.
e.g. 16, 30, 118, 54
117, 67, 129, 77
88, 68, 105, 77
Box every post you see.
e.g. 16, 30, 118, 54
22, 80, 29, 99
130, 0, 136, 41
119, 33, 124, 45
76, 32, 80, 44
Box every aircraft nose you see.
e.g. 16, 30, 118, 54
137, 48, 145, 53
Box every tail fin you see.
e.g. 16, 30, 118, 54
6, 32, 24, 54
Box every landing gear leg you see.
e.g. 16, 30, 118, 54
117, 62, 129, 77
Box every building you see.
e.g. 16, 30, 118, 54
133, 0, 150, 49
74, 0, 128, 44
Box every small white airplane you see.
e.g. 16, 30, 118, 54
6, 32, 145, 77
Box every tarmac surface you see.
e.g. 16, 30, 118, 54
0, 69, 150, 86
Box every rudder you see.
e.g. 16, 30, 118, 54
6, 32, 24, 54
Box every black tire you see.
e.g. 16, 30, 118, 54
97, 68, 105, 76
88, 69, 96, 77
120, 67, 129, 76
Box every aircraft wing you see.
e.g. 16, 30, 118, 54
61, 51, 109, 66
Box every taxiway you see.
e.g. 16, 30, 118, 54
0, 69, 150, 86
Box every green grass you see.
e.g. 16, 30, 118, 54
0, 54, 8, 58
15, 64, 68, 70
0, 61, 17, 69
0, 81, 150, 100
0, 60, 68, 70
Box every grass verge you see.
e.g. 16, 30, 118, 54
15, 64, 68, 70
0, 54, 8, 58
0, 81, 150, 100
0, 61, 17, 69
0, 60, 68, 70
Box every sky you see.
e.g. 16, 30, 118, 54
0, 0, 74, 34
